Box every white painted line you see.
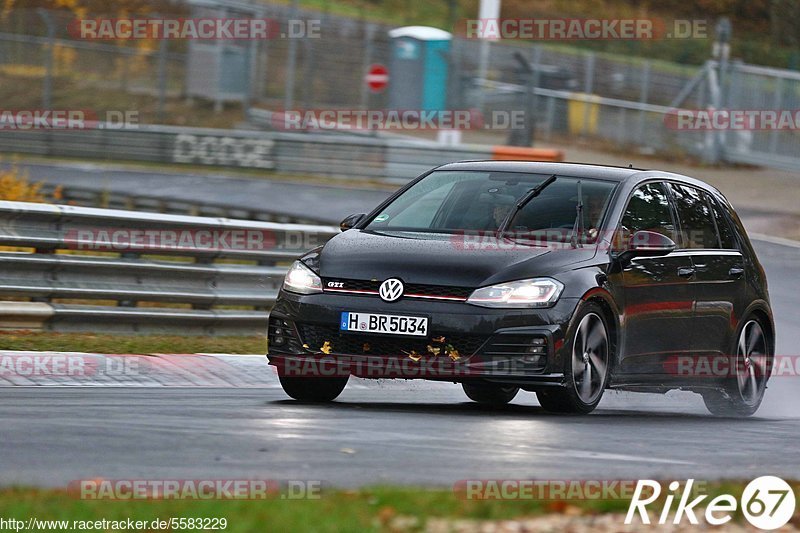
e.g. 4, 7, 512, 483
566, 450, 697, 465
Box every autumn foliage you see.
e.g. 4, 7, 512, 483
0, 163, 59, 203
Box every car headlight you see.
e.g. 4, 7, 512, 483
282, 260, 323, 295
466, 278, 564, 308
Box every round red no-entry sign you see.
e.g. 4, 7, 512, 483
365, 64, 389, 93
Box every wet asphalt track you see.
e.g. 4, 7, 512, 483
16, 161, 391, 224
3, 161, 800, 486
0, 241, 799, 488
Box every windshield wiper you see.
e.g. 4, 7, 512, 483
498, 174, 557, 238
569, 180, 584, 248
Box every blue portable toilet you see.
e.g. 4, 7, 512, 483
388, 26, 452, 111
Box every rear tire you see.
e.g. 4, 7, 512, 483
462, 382, 519, 405
703, 316, 772, 417
537, 302, 611, 414
278, 375, 348, 402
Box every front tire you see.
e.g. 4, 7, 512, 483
278, 375, 349, 402
537, 303, 611, 414
703, 317, 772, 417
462, 382, 519, 405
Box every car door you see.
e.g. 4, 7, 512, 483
668, 183, 746, 356
614, 181, 697, 374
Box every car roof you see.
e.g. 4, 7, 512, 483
435, 160, 642, 181
436, 159, 700, 183
435, 160, 723, 197
435, 159, 729, 203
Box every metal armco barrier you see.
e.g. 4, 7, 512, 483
0, 201, 339, 336
39, 183, 326, 225
0, 124, 500, 182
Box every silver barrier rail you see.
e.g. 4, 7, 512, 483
0, 124, 494, 182
0, 200, 339, 336
39, 183, 328, 224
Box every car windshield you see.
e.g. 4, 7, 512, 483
365, 170, 617, 243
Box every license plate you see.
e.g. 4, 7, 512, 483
340, 312, 428, 337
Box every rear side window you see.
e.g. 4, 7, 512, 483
620, 182, 677, 240
706, 194, 738, 250
668, 183, 719, 249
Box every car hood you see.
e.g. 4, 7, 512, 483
317, 229, 597, 288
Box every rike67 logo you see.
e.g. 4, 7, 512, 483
626, 477, 796, 530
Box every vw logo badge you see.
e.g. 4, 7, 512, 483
379, 278, 404, 302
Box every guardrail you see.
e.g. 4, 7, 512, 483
0, 201, 338, 336
0, 124, 498, 182
39, 183, 327, 224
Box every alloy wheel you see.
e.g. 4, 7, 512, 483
735, 320, 769, 406
571, 312, 609, 404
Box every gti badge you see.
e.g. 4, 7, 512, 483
379, 278, 404, 302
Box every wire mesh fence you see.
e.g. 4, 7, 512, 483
0, 5, 799, 169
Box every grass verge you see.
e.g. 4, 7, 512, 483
0, 482, 795, 532
0, 331, 265, 354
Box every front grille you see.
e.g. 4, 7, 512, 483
406, 283, 472, 299
323, 278, 472, 301
297, 324, 487, 357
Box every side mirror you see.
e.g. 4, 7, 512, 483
622, 230, 677, 259
340, 213, 365, 231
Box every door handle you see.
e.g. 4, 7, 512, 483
677, 267, 695, 278
729, 266, 745, 278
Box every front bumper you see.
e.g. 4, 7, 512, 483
267, 290, 580, 386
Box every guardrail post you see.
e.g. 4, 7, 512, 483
119, 251, 141, 307
193, 255, 214, 311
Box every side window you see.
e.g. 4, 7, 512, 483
668, 183, 719, 249
706, 194, 738, 250
620, 182, 677, 242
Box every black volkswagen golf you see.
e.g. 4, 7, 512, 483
268, 161, 774, 416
